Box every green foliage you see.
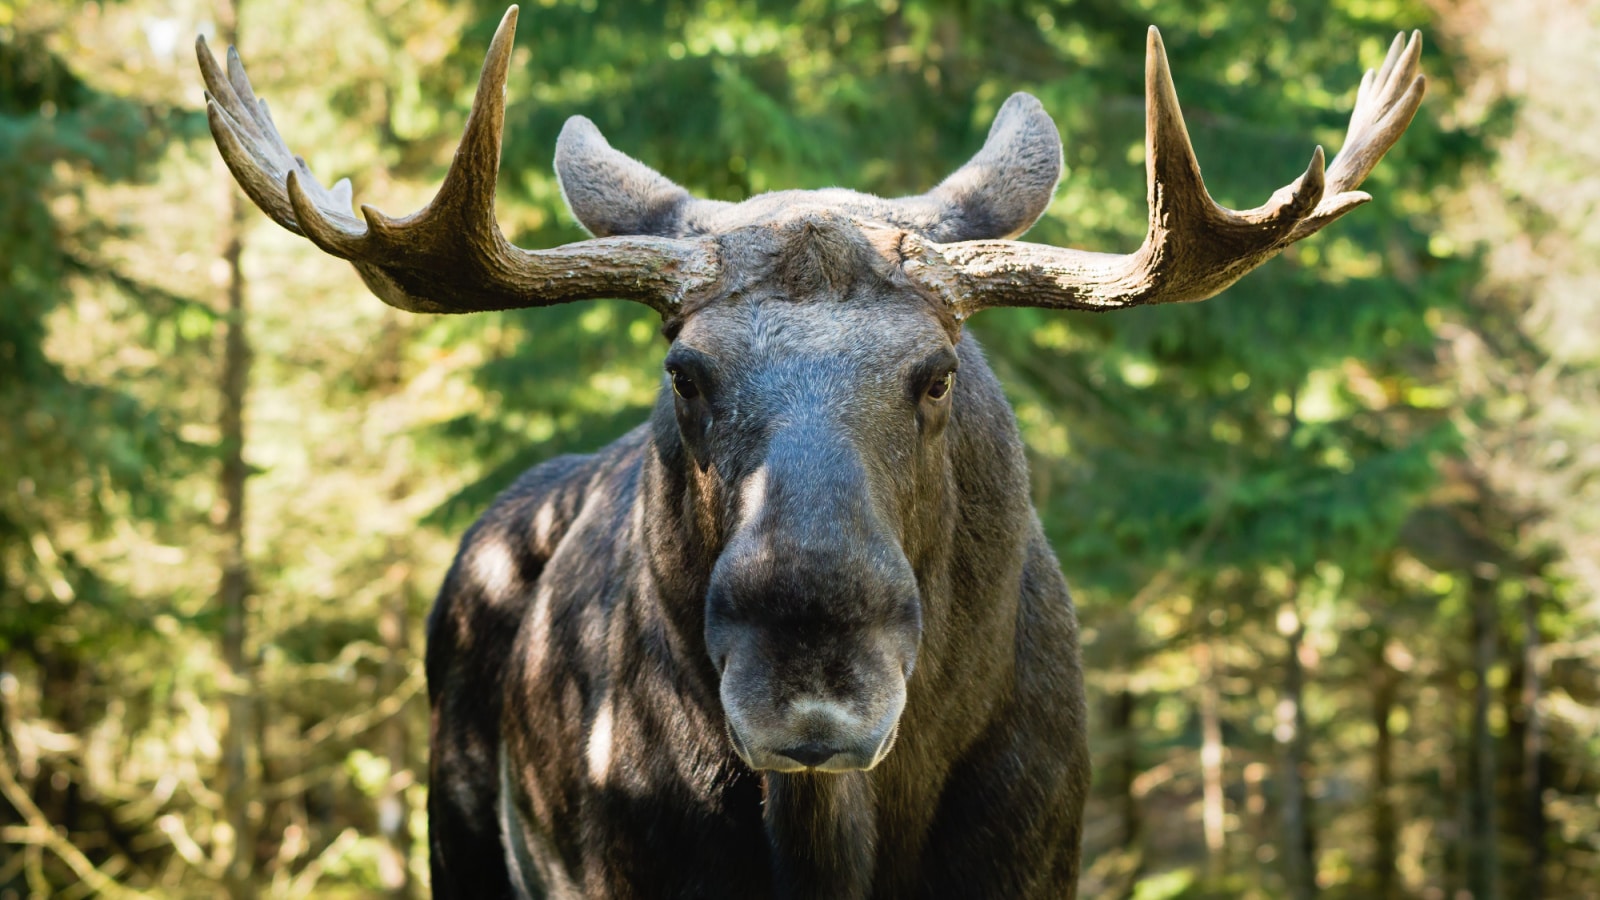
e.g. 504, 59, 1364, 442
1, 0, 1596, 897
0, 12, 202, 660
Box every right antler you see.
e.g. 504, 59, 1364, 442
198, 5, 720, 316
898, 28, 1426, 320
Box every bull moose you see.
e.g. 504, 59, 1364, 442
197, 6, 1424, 898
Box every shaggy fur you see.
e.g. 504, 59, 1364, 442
427, 97, 1089, 900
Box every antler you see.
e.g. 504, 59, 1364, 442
899, 28, 1426, 320
197, 5, 719, 316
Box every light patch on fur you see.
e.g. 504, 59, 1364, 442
526, 583, 557, 669
532, 501, 557, 548
786, 698, 855, 730
587, 696, 615, 784
468, 535, 519, 597
739, 466, 769, 526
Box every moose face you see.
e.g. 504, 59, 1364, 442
667, 218, 960, 772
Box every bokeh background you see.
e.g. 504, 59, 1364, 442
3, 0, 1597, 897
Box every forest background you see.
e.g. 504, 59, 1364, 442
2, 0, 1597, 897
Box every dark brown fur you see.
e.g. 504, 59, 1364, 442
426, 95, 1089, 899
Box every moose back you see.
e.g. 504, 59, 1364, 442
197, 6, 1424, 898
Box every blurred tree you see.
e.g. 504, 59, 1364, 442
1, 1, 1597, 898
2, 0, 463, 893
1431, 0, 1600, 895
0, 1, 190, 672
0, 0, 206, 890
210, 3, 259, 896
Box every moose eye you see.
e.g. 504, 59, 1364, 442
926, 370, 955, 402
670, 368, 701, 401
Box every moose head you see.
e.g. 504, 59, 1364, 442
198, 6, 1422, 780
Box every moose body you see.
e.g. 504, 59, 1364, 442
428, 332, 1087, 898
198, 5, 1423, 897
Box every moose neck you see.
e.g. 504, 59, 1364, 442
764, 771, 877, 900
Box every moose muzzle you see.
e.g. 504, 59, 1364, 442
703, 427, 922, 773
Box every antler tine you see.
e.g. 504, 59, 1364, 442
201, 40, 323, 235
292, 1, 521, 260
199, 5, 720, 316
1143, 27, 1327, 250
1142, 27, 1210, 216
1293, 31, 1425, 239
1344, 30, 1419, 168
899, 26, 1425, 318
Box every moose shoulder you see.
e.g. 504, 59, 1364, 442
198, 7, 1424, 898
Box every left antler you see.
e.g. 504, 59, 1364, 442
197, 5, 720, 316
899, 28, 1426, 320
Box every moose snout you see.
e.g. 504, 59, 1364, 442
723, 688, 906, 773
704, 551, 921, 774
703, 424, 923, 774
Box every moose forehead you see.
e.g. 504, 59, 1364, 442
670, 207, 955, 375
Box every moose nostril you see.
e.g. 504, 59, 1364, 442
777, 743, 839, 768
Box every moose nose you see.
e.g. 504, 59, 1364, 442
776, 743, 840, 768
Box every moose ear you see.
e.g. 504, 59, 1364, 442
899, 92, 1063, 242
555, 116, 696, 237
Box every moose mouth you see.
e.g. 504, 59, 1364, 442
723, 694, 906, 774
725, 721, 900, 774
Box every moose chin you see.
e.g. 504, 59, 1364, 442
197, 5, 1424, 898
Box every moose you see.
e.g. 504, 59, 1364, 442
198, 7, 1423, 898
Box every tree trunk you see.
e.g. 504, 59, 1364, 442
1443, 681, 1465, 900
1276, 601, 1316, 900
1103, 660, 1143, 900
1519, 587, 1545, 899
1467, 574, 1501, 900
1371, 641, 1398, 900
377, 553, 415, 897
215, 4, 257, 893
217, 199, 257, 900
1108, 685, 1139, 850
1196, 640, 1226, 880
367, 310, 415, 896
